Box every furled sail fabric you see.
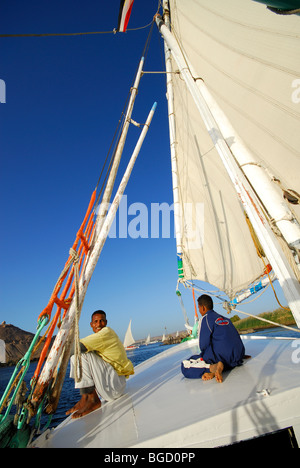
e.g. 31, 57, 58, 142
168, 0, 300, 298
117, 0, 135, 32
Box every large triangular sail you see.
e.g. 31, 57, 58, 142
158, 0, 300, 323
2, 1, 300, 450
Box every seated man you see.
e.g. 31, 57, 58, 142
181, 294, 246, 383
67, 310, 134, 419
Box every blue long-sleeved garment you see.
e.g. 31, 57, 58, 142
181, 310, 245, 378
199, 310, 245, 369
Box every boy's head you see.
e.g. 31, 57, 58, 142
197, 295, 213, 316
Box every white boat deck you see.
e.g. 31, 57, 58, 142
32, 336, 300, 448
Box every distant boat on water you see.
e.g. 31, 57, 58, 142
123, 320, 139, 351
0, 340, 5, 364
145, 333, 158, 345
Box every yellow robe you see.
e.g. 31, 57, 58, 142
81, 326, 134, 378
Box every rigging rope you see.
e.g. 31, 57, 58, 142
70, 247, 83, 383
229, 307, 300, 334
243, 211, 291, 311
0, 21, 154, 38
32, 189, 96, 384
192, 286, 199, 320
94, 18, 156, 211
176, 289, 190, 326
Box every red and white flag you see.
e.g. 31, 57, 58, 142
117, 0, 135, 32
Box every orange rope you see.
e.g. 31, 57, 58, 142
37, 189, 96, 324
33, 190, 96, 381
192, 287, 199, 320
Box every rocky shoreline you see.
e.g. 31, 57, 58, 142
0, 321, 54, 367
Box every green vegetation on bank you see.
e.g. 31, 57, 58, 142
231, 308, 296, 332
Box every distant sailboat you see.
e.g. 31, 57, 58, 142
0, 340, 5, 364
145, 333, 158, 345
123, 320, 138, 350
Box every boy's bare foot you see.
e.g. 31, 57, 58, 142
215, 361, 224, 383
66, 391, 101, 419
204, 362, 224, 383
202, 372, 215, 381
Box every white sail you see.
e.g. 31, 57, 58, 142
0, 340, 5, 364
123, 320, 135, 349
167, 0, 300, 299
145, 334, 150, 345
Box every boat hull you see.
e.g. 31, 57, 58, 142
32, 337, 300, 448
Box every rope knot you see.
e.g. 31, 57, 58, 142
69, 248, 79, 264
223, 301, 235, 314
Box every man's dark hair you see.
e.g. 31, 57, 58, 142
197, 294, 213, 310
91, 310, 106, 320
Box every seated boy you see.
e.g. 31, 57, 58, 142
181, 295, 246, 383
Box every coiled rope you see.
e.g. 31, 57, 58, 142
69, 247, 83, 383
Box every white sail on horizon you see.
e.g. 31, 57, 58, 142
0, 339, 5, 364
123, 319, 135, 349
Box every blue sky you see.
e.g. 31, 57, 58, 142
0, 0, 288, 341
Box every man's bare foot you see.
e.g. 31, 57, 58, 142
66, 396, 86, 416
202, 372, 215, 381
66, 391, 101, 419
